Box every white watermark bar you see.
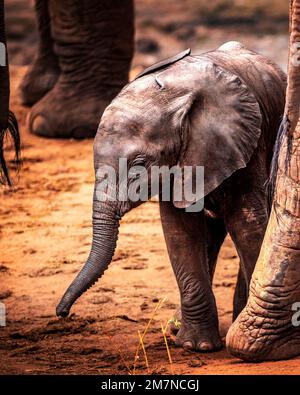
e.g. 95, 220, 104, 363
0, 302, 6, 327
291, 42, 300, 67
95, 158, 205, 213
292, 302, 300, 327
0, 42, 6, 67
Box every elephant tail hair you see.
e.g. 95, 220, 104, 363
267, 115, 292, 207
0, 111, 21, 186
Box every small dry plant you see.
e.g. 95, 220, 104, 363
132, 297, 174, 375
105, 298, 175, 375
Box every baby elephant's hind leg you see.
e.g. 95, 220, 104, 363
169, 214, 227, 335
160, 201, 222, 352
225, 170, 270, 322
206, 214, 227, 280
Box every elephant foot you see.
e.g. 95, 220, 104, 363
28, 78, 120, 138
175, 321, 222, 352
19, 55, 60, 107
226, 297, 300, 361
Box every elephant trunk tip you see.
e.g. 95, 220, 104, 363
55, 268, 105, 318
56, 300, 71, 318
56, 289, 77, 318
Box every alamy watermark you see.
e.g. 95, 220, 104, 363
292, 302, 300, 327
0, 303, 6, 327
0, 42, 6, 67
291, 42, 300, 67
95, 158, 204, 212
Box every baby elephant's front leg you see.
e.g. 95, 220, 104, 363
160, 201, 222, 352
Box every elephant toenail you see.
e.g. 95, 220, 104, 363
198, 341, 213, 351
29, 114, 52, 137
183, 341, 194, 350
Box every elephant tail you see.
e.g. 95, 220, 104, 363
268, 115, 292, 207
0, 111, 21, 186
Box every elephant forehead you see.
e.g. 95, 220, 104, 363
103, 78, 176, 124
123, 58, 241, 108
99, 102, 164, 140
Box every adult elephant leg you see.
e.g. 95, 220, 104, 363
160, 201, 222, 352
226, 146, 300, 361
19, 0, 60, 106
0, 0, 9, 136
224, 165, 270, 321
0, 0, 21, 185
169, 213, 227, 335
28, 0, 134, 138
226, 0, 300, 361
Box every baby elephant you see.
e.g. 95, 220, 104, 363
57, 42, 286, 352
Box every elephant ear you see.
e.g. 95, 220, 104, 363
135, 49, 191, 80
158, 60, 262, 208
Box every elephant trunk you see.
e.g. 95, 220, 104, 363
56, 192, 120, 317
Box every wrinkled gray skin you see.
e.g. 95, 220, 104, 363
57, 42, 286, 352
226, 0, 300, 362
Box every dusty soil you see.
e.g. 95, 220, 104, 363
1, 0, 300, 376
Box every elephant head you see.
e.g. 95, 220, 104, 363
56, 44, 279, 317
0, 0, 21, 186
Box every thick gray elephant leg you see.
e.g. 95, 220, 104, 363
160, 201, 222, 352
19, 0, 60, 106
0, 0, 21, 186
205, 214, 227, 280
226, 210, 268, 320
170, 213, 227, 335
232, 268, 247, 320
28, 0, 134, 138
224, 167, 269, 321
0, 0, 9, 130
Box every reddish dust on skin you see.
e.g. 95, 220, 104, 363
0, 67, 299, 375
